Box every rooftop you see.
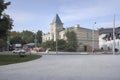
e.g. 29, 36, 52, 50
99, 27, 120, 35
51, 14, 63, 25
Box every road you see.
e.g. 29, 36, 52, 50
0, 55, 120, 80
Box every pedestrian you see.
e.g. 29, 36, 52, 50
46, 48, 49, 54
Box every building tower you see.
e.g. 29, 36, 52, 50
50, 14, 64, 41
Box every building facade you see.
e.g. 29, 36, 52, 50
99, 27, 120, 52
42, 14, 99, 51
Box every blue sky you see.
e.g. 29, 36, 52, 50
4, 0, 120, 33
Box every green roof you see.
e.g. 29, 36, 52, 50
51, 14, 63, 25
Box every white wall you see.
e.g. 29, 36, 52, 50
99, 34, 120, 51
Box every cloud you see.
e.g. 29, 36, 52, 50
5, 10, 52, 32
7, 11, 37, 23
97, 20, 120, 29
58, 0, 120, 23
4, 0, 120, 32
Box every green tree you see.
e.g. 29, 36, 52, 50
41, 39, 67, 51
0, 0, 13, 48
10, 31, 21, 37
0, 0, 10, 16
10, 31, 34, 45
36, 30, 42, 46
21, 30, 34, 44
10, 31, 23, 44
41, 40, 55, 51
10, 36, 23, 44
0, 39, 5, 48
65, 31, 77, 51
57, 39, 67, 51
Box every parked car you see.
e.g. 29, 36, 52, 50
12, 49, 26, 54
12, 49, 27, 57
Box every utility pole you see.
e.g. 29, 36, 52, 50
113, 14, 115, 55
7, 36, 10, 51
7, 30, 10, 51
34, 33, 37, 48
56, 27, 58, 54
33, 30, 37, 48
92, 22, 96, 54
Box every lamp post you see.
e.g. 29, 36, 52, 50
7, 30, 10, 51
34, 32, 37, 48
113, 14, 115, 55
7, 36, 10, 51
32, 30, 37, 48
56, 27, 58, 54
92, 22, 96, 54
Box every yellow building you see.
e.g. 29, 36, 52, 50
42, 14, 99, 51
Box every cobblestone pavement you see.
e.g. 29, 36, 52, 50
0, 55, 120, 80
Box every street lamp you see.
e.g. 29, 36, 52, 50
92, 22, 96, 54
32, 30, 37, 48
7, 30, 10, 51
56, 27, 58, 54
7, 36, 10, 51
113, 14, 115, 55
34, 33, 37, 48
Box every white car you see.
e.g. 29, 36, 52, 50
12, 49, 26, 54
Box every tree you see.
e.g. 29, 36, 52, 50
0, 39, 5, 48
0, 0, 13, 48
41, 40, 55, 51
57, 39, 67, 51
10, 31, 34, 45
10, 31, 21, 37
65, 31, 77, 51
10, 31, 23, 44
36, 30, 42, 46
10, 36, 23, 44
41, 40, 67, 51
0, 14, 13, 39
21, 30, 34, 44
0, 0, 11, 16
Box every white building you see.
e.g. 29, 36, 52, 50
99, 27, 120, 52
42, 14, 99, 51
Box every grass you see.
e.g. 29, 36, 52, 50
0, 54, 42, 65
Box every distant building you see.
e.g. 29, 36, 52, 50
42, 14, 99, 51
99, 27, 120, 51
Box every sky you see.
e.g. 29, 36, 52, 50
4, 0, 120, 33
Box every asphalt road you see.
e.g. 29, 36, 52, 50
0, 55, 120, 80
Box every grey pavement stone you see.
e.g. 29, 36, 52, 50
0, 55, 120, 80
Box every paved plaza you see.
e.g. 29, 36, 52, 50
0, 55, 120, 80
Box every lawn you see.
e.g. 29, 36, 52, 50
0, 54, 42, 65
